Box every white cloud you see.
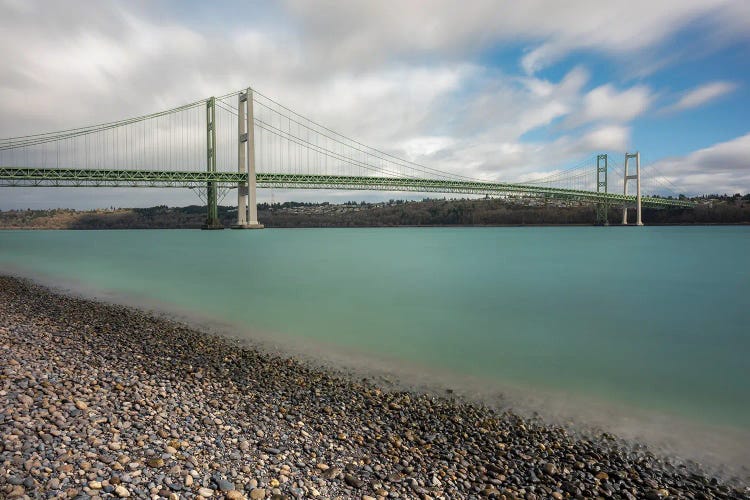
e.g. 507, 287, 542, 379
667, 81, 738, 112
567, 84, 653, 127
517, 0, 715, 73
648, 133, 750, 194
282, 0, 750, 75
576, 125, 631, 152
399, 136, 457, 160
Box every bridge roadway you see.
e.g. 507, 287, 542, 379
0, 167, 694, 208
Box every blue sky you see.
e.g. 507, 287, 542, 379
1, 0, 749, 209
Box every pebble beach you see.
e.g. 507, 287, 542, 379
1, 275, 747, 500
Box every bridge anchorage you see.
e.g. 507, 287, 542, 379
0, 86, 694, 227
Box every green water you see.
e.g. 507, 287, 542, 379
1, 227, 748, 431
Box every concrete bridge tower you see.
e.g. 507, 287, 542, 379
232, 88, 264, 229
622, 151, 643, 226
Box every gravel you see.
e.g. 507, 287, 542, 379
1, 275, 747, 499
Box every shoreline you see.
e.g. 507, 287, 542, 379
4, 263, 750, 446
1, 276, 748, 499
2, 222, 750, 230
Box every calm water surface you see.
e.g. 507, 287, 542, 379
1, 227, 748, 433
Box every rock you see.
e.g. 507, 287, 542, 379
8, 485, 25, 498
213, 474, 235, 492
562, 481, 580, 496
226, 491, 245, 500
8, 476, 24, 485
344, 474, 364, 489
17, 394, 33, 405
269, 479, 279, 488
316, 463, 329, 471
199, 487, 215, 497
542, 462, 556, 475
148, 458, 165, 467
551, 492, 563, 500
249, 488, 267, 499
322, 467, 341, 479
645, 488, 670, 499
89, 480, 103, 489
75, 400, 88, 410
114, 485, 131, 498
596, 472, 609, 480
386, 472, 404, 483
167, 480, 183, 492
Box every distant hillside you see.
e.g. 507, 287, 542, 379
1, 195, 748, 229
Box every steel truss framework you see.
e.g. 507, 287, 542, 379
0, 167, 694, 208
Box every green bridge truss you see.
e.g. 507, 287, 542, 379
0, 167, 694, 208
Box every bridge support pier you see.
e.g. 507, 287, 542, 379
621, 151, 643, 226
231, 88, 264, 230
202, 97, 224, 230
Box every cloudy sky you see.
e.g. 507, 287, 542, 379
1, 0, 749, 209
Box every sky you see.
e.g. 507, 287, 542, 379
1, 0, 749, 209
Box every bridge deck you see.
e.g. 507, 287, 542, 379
0, 167, 694, 208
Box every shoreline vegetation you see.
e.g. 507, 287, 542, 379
1, 195, 749, 229
1, 276, 748, 499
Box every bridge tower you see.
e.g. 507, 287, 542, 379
621, 151, 643, 226
232, 88, 264, 229
202, 97, 223, 230
595, 154, 609, 225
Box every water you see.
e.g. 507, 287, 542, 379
1, 227, 749, 466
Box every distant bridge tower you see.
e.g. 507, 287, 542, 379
595, 154, 609, 225
622, 151, 643, 226
202, 97, 223, 230
232, 88, 264, 229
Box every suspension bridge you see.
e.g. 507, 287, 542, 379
0, 87, 693, 228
